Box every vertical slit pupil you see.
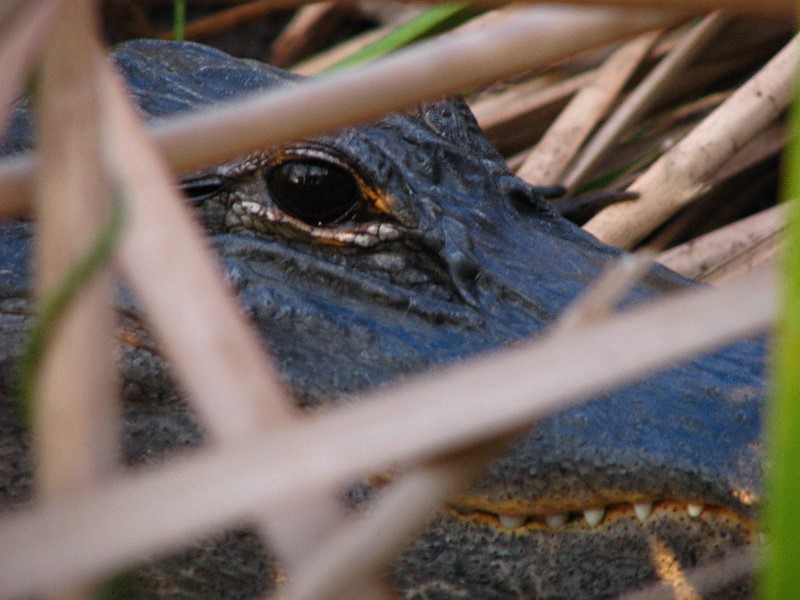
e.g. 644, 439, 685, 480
267, 159, 359, 225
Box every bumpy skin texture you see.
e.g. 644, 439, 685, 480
0, 40, 765, 598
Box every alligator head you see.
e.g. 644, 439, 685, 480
0, 40, 765, 599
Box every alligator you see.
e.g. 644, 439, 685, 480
0, 40, 766, 599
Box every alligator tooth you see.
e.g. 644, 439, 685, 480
498, 515, 527, 529
354, 234, 375, 247
241, 200, 264, 215
687, 503, 703, 517
545, 514, 568, 528
633, 502, 652, 522
583, 508, 605, 527
379, 225, 401, 241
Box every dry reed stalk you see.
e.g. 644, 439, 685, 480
34, 0, 117, 495
642, 88, 733, 139
667, 45, 782, 106
0, 0, 62, 139
149, 6, 681, 177
112, 0, 800, 14
300, 6, 534, 111
147, 0, 261, 3
607, 90, 729, 160
553, 252, 656, 331
508, 0, 792, 15
131, 0, 797, 16
516, 29, 663, 186
617, 547, 755, 600
97, 56, 349, 565
584, 33, 797, 249
632, 122, 783, 252
0, 6, 680, 215
323, 581, 394, 600
285, 446, 497, 600
33, 3, 117, 598
270, 1, 342, 67
644, 179, 766, 252
284, 251, 656, 600
0, 155, 33, 219
291, 24, 392, 74
156, 0, 280, 40
709, 122, 784, 186
254, 486, 348, 565
658, 205, 785, 281
0, 264, 774, 599
703, 233, 780, 284
0, 0, 27, 26
355, 2, 423, 25
98, 63, 293, 439
562, 12, 728, 193
471, 70, 595, 149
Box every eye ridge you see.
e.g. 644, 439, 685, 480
266, 158, 362, 226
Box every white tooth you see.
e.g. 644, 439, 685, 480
687, 503, 703, 518
545, 514, 568, 528
241, 200, 262, 214
498, 514, 527, 529
634, 503, 652, 522
583, 508, 605, 527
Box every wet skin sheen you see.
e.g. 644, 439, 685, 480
0, 40, 765, 599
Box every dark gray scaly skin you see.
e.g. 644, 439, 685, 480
0, 40, 765, 599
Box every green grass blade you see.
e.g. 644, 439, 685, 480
760, 69, 800, 600
574, 146, 662, 195
173, 0, 186, 41
320, 3, 478, 74
16, 196, 125, 426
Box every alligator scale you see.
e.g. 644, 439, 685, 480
0, 40, 765, 599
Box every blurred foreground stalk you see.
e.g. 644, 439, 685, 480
761, 60, 800, 600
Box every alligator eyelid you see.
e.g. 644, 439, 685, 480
267, 145, 378, 199
178, 174, 226, 204
230, 200, 403, 247
270, 143, 351, 166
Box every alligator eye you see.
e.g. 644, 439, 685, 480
266, 159, 361, 225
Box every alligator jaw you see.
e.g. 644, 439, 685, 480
393, 499, 755, 599
448, 495, 754, 530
